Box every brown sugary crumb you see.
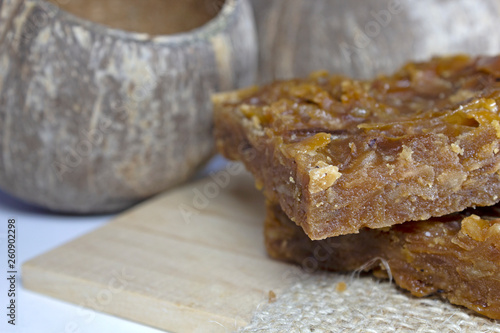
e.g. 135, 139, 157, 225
268, 290, 277, 303
336, 282, 347, 293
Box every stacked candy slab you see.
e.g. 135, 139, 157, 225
215, 55, 500, 239
264, 201, 500, 319
213, 55, 500, 319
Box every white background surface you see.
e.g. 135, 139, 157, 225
0, 156, 227, 333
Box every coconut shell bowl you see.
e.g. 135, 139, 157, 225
0, 0, 257, 213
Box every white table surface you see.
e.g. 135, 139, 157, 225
0, 155, 228, 333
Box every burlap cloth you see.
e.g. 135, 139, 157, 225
240, 271, 500, 333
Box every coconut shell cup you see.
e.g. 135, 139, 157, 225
251, 0, 500, 82
0, 0, 257, 213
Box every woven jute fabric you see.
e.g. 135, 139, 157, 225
240, 272, 500, 333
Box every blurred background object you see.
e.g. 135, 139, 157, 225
0, 0, 257, 213
46, 0, 226, 35
251, 0, 500, 82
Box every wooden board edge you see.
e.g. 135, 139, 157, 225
22, 261, 249, 333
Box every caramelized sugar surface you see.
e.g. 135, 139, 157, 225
215, 55, 500, 239
240, 55, 500, 152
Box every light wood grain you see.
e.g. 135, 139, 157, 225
22, 170, 300, 333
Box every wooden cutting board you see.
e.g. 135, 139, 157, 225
22, 169, 301, 333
